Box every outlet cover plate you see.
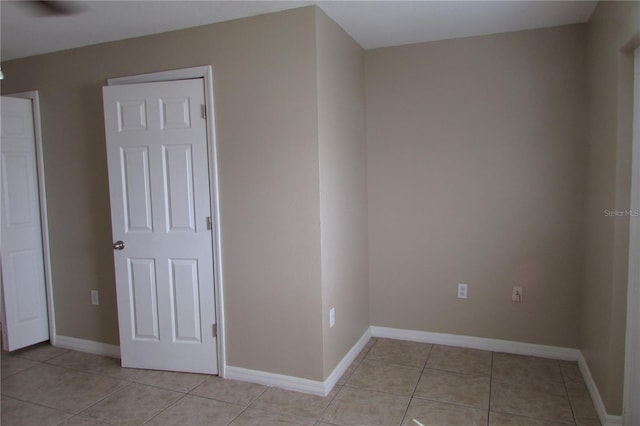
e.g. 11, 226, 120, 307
91, 290, 99, 305
457, 283, 468, 299
512, 286, 523, 302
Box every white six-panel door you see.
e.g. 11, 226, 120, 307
0, 96, 50, 351
103, 79, 217, 374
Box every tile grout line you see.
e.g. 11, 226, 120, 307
140, 392, 189, 425
0, 394, 78, 416
222, 384, 271, 425
0, 359, 44, 381
559, 360, 580, 425
62, 413, 119, 426
398, 342, 434, 426
76, 381, 138, 420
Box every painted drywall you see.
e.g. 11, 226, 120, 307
366, 25, 587, 348
583, 1, 640, 415
1, 7, 327, 380
315, 9, 369, 379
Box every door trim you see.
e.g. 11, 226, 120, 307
624, 47, 640, 426
1, 90, 56, 347
107, 66, 226, 376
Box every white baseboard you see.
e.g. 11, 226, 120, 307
226, 328, 372, 397
577, 352, 623, 426
225, 365, 326, 396
54, 335, 121, 359
322, 328, 372, 394
370, 326, 580, 361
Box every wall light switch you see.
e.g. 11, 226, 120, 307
329, 307, 336, 328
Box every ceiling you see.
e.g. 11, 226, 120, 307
1, 1, 597, 62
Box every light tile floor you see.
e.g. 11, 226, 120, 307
0, 338, 601, 425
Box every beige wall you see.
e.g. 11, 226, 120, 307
366, 25, 587, 347
583, 1, 640, 415
315, 9, 369, 378
2, 7, 327, 380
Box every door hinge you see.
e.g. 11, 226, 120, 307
201, 104, 207, 119
212, 323, 217, 338
206, 216, 212, 230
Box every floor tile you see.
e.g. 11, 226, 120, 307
426, 345, 492, 376
489, 411, 574, 425
575, 418, 601, 426
250, 385, 340, 419
135, 369, 208, 392
0, 395, 73, 426
366, 338, 432, 367
1, 354, 38, 379
490, 380, 574, 423
86, 357, 149, 381
402, 399, 488, 426
493, 353, 563, 387
568, 388, 599, 421
321, 386, 409, 426
81, 383, 183, 425
32, 369, 128, 413
1, 341, 603, 426
46, 350, 115, 372
560, 361, 587, 390
230, 408, 316, 425
12, 342, 68, 361
59, 416, 115, 426
345, 358, 422, 396
1, 363, 70, 401
190, 376, 267, 406
145, 394, 243, 425
413, 368, 490, 409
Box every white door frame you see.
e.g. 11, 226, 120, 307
624, 47, 640, 426
1, 90, 56, 346
107, 66, 226, 376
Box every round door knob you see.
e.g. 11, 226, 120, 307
113, 240, 125, 250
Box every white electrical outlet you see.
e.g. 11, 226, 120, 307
512, 286, 523, 302
91, 290, 99, 305
329, 307, 336, 328
457, 283, 468, 299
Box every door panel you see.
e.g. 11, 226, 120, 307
128, 257, 159, 341
170, 258, 201, 343
2, 153, 36, 226
103, 79, 217, 374
0, 96, 49, 351
163, 145, 196, 232
122, 147, 153, 232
